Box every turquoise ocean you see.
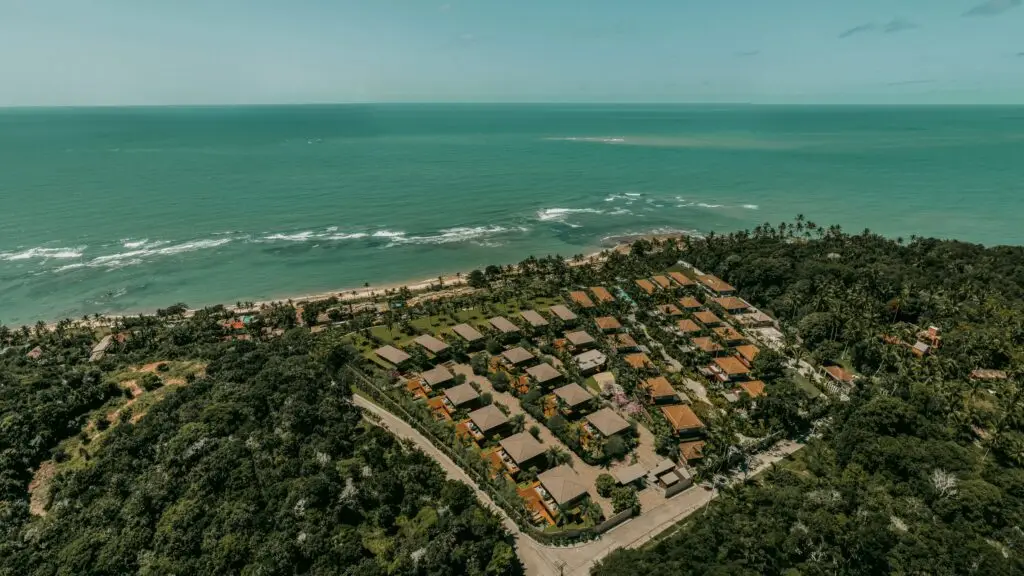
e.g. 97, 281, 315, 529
1, 104, 1023, 325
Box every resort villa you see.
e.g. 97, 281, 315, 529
679, 296, 702, 310
374, 345, 411, 367
489, 316, 521, 337
668, 271, 696, 287
553, 382, 595, 416
594, 316, 622, 333
692, 336, 724, 354
696, 274, 736, 296
502, 346, 536, 367
451, 323, 485, 345
569, 291, 596, 309
590, 286, 615, 304
584, 407, 631, 440
693, 310, 724, 327
712, 296, 751, 314
713, 326, 746, 345
537, 465, 590, 515
574, 349, 607, 373
444, 382, 480, 409
651, 275, 673, 290
657, 304, 683, 317
465, 405, 510, 442
710, 356, 751, 382
526, 362, 563, 387
413, 334, 450, 356
661, 404, 706, 436
735, 344, 760, 368
548, 304, 578, 323
421, 364, 455, 388
520, 309, 549, 328
565, 330, 596, 349
677, 319, 701, 334
635, 279, 657, 295
496, 432, 548, 476
641, 376, 678, 404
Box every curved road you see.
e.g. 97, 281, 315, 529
354, 395, 802, 576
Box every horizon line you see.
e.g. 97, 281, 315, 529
3, 101, 1024, 111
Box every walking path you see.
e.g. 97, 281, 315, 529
353, 394, 803, 576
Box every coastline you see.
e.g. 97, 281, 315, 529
34, 233, 689, 330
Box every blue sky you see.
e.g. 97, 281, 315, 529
0, 0, 1021, 105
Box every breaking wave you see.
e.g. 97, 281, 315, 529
536, 207, 605, 222
0, 246, 86, 261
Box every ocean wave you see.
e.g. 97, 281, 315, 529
548, 136, 626, 144
265, 231, 317, 242
53, 238, 233, 272
387, 226, 514, 246
536, 208, 604, 222
742, 204, 759, 210
0, 246, 86, 261
608, 208, 633, 216
372, 230, 407, 239
696, 203, 724, 209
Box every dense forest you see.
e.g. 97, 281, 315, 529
594, 221, 1024, 575
3, 218, 1023, 575
0, 315, 519, 575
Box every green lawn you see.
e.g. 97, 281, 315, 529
789, 371, 822, 399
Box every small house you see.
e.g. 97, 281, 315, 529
693, 310, 723, 327
489, 316, 520, 336
710, 356, 751, 382
635, 279, 657, 295
466, 405, 510, 439
691, 336, 723, 355
520, 309, 549, 328
502, 347, 536, 366
584, 408, 631, 439
374, 345, 411, 367
553, 383, 594, 413
623, 352, 654, 370
712, 296, 751, 314
696, 274, 736, 296
651, 275, 672, 290
421, 365, 455, 388
668, 271, 696, 287
661, 404, 705, 436
414, 334, 450, 356
452, 323, 485, 345
734, 344, 760, 368
679, 296, 702, 310
657, 304, 683, 317
575, 349, 607, 373
642, 376, 678, 404
537, 465, 589, 511
590, 286, 615, 304
565, 330, 596, 349
595, 316, 622, 333
677, 319, 701, 334
712, 326, 745, 345
548, 305, 578, 323
569, 291, 596, 309
525, 362, 562, 387
498, 432, 548, 474
444, 382, 480, 408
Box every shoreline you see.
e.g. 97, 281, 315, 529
30, 232, 689, 330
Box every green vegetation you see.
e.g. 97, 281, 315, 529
593, 220, 1024, 575
0, 310, 519, 575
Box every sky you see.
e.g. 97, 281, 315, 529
0, 0, 1022, 106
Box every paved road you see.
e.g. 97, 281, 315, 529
354, 394, 803, 576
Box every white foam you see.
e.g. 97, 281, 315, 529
372, 230, 406, 239
536, 208, 604, 222
325, 232, 369, 240
696, 203, 724, 209
0, 246, 86, 261
742, 204, 760, 210
624, 193, 642, 197
265, 231, 316, 242
122, 238, 148, 249
389, 226, 511, 246
53, 262, 86, 273
67, 238, 233, 271
609, 208, 633, 216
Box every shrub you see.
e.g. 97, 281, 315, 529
140, 373, 163, 391
95, 418, 110, 432
529, 425, 541, 439
611, 486, 639, 513
596, 473, 617, 497
156, 363, 170, 373
490, 371, 510, 393
603, 435, 628, 461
